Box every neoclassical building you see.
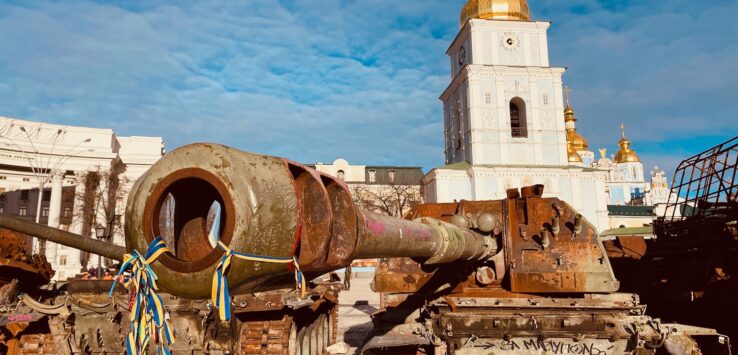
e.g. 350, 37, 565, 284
423, 0, 610, 230
0, 116, 163, 280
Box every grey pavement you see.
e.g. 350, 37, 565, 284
337, 274, 380, 355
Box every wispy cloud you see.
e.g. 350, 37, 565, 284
0, 0, 736, 176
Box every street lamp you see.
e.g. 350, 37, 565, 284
95, 223, 106, 279
0, 121, 93, 255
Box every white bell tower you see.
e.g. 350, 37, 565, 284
442, 16, 569, 166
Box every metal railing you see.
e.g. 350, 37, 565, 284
661, 135, 738, 226
511, 127, 528, 138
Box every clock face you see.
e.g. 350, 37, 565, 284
501, 33, 520, 51
458, 46, 466, 66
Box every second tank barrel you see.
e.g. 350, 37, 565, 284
0, 214, 125, 261
354, 211, 497, 264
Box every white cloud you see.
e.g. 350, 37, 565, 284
0, 0, 735, 177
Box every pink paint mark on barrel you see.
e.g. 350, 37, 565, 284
365, 218, 386, 235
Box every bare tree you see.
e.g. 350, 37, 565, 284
350, 183, 423, 217
74, 166, 129, 267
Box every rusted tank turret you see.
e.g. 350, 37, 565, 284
0, 143, 731, 354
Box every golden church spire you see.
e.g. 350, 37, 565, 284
460, 0, 531, 27
613, 123, 641, 163
563, 85, 589, 152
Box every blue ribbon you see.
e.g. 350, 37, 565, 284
211, 241, 305, 321
110, 237, 175, 355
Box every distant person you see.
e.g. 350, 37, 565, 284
103, 270, 114, 280
344, 265, 352, 290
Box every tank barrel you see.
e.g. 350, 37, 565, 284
120, 143, 499, 298
354, 211, 496, 264
0, 214, 125, 261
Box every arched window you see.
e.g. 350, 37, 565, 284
337, 170, 345, 181
509, 97, 528, 138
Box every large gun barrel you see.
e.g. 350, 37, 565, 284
0, 143, 498, 298
122, 143, 497, 298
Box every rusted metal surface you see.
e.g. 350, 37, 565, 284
126, 144, 302, 299
503, 186, 619, 293
0, 140, 733, 353
0, 230, 52, 291
286, 162, 333, 271
369, 185, 730, 354
603, 236, 648, 260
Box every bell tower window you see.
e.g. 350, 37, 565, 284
509, 97, 528, 138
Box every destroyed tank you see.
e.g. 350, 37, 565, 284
0, 143, 730, 354
0, 229, 54, 354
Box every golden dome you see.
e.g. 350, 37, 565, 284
567, 141, 583, 163
563, 86, 590, 152
613, 124, 641, 163
565, 106, 589, 151
460, 0, 531, 26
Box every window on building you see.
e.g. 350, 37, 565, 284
59, 255, 67, 266
43, 191, 51, 202
20, 190, 29, 201
388, 170, 396, 183
41, 207, 49, 217
485, 92, 492, 104
63, 207, 72, 218
19, 206, 27, 216
22, 177, 30, 182
369, 170, 376, 183
0, 176, 6, 180
543, 94, 550, 105
337, 170, 345, 181
509, 97, 528, 138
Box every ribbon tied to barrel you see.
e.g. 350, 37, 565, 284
110, 237, 175, 355
208, 204, 306, 322
211, 241, 306, 321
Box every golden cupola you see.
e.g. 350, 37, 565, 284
613, 123, 641, 163
567, 141, 583, 163
460, 0, 531, 26
563, 86, 590, 152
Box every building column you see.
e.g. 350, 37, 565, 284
47, 170, 64, 228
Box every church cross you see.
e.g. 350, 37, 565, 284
564, 85, 571, 106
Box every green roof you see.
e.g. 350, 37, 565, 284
607, 205, 656, 217
600, 226, 655, 237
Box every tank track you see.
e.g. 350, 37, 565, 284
17, 334, 57, 354
238, 304, 338, 355
239, 317, 294, 355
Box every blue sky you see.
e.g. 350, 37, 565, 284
0, 0, 736, 178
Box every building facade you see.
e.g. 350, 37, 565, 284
0, 116, 163, 280
312, 159, 424, 217
424, 0, 610, 231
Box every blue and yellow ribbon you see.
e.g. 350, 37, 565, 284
110, 237, 175, 355
211, 241, 306, 321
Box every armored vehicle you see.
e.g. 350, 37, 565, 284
604, 135, 737, 352
0, 143, 730, 354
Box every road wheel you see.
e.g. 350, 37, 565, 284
287, 321, 298, 355
298, 327, 309, 355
